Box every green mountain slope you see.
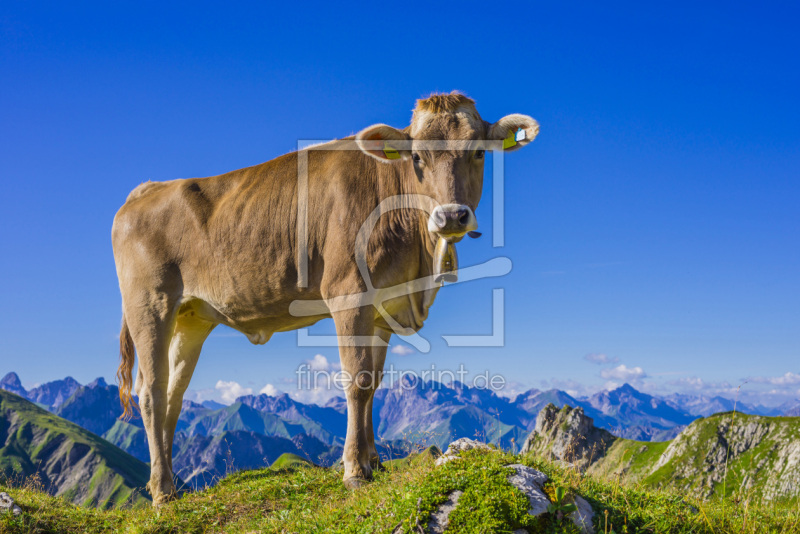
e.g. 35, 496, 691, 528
590, 412, 800, 503
0, 390, 150, 509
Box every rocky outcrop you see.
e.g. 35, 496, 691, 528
521, 404, 616, 470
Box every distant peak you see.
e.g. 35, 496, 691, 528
201, 400, 225, 410
1, 372, 22, 386
614, 383, 639, 394
88, 377, 107, 388
0, 372, 27, 396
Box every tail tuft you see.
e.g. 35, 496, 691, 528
117, 316, 139, 420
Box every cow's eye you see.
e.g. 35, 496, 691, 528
412, 153, 421, 163
474, 150, 485, 160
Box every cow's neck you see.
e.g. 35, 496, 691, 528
374, 160, 438, 275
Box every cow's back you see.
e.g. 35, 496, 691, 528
112, 142, 435, 334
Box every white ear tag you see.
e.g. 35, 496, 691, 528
515, 128, 526, 142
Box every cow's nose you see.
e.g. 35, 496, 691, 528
428, 204, 478, 237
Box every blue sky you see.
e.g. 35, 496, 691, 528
1, 2, 798, 406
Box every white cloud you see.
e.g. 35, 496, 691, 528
750, 372, 800, 386
666, 376, 735, 394
305, 354, 340, 372
215, 380, 253, 404
390, 344, 415, 356
259, 383, 282, 396
184, 388, 217, 404
289, 385, 343, 405
670, 376, 706, 390
600, 364, 646, 382
583, 353, 619, 365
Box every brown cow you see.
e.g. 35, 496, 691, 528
112, 92, 538, 505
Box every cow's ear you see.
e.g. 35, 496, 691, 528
356, 124, 411, 163
486, 114, 539, 152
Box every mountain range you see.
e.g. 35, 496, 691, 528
2, 370, 798, 505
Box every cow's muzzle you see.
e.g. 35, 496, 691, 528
428, 204, 478, 238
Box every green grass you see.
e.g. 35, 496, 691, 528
269, 452, 311, 470
2, 445, 798, 533
382, 445, 441, 470
588, 439, 671, 482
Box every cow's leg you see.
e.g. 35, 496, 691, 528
164, 316, 215, 475
124, 292, 178, 506
366, 328, 390, 471
333, 308, 379, 489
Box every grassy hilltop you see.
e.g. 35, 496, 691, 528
2, 444, 799, 533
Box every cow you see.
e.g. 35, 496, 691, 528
111, 91, 538, 505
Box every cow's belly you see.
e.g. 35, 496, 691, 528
177, 296, 329, 345
179, 285, 437, 344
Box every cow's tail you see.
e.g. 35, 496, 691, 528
117, 315, 139, 421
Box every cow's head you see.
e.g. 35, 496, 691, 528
356, 92, 539, 241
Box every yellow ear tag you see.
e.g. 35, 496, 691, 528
383, 142, 401, 160
502, 130, 517, 149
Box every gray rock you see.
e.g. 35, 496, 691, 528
521, 404, 615, 471
435, 437, 493, 466
504, 464, 594, 534
0, 492, 22, 516
505, 464, 551, 517
505, 463, 549, 487
427, 490, 463, 533
569, 495, 595, 534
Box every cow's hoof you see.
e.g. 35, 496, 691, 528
152, 490, 179, 508
343, 476, 369, 490
370, 457, 386, 472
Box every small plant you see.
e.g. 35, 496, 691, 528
547, 486, 577, 520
